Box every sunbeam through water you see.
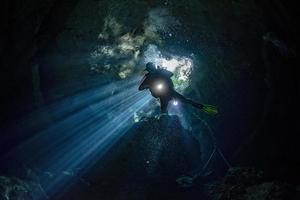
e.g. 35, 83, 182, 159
4, 76, 152, 198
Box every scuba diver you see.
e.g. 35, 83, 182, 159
139, 62, 218, 115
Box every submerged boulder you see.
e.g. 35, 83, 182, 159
124, 115, 202, 181
76, 115, 203, 200
0, 175, 47, 200
109, 115, 202, 199
208, 167, 300, 200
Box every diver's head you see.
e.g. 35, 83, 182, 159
145, 62, 156, 72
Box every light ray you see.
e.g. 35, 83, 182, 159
4, 77, 151, 199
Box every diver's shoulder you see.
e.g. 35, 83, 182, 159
159, 68, 173, 77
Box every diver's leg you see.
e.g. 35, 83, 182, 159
171, 90, 218, 115
172, 91, 204, 109
160, 97, 170, 114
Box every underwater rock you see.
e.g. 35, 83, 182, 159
245, 181, 299, 200
0, 175, 47, 200
124, 115, 202, 181
223, 167, 264, 185
113, 115, 202, 199
208, 167, 299, 200
84, 115, 203, 200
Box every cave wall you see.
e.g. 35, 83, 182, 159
0, 0, 81, 123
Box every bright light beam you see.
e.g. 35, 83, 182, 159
9, 86, 140, 160
44, 93, 151, 197
4, 77, 151, 199
173, 100, 178, 106
1, 77, 138, 137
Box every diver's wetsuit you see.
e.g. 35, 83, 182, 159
139, 67, 204, 113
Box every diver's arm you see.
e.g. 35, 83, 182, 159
138, 75, 149, 90
159, 68, 173, 77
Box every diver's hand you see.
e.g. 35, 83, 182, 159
138, 75, 148, 90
